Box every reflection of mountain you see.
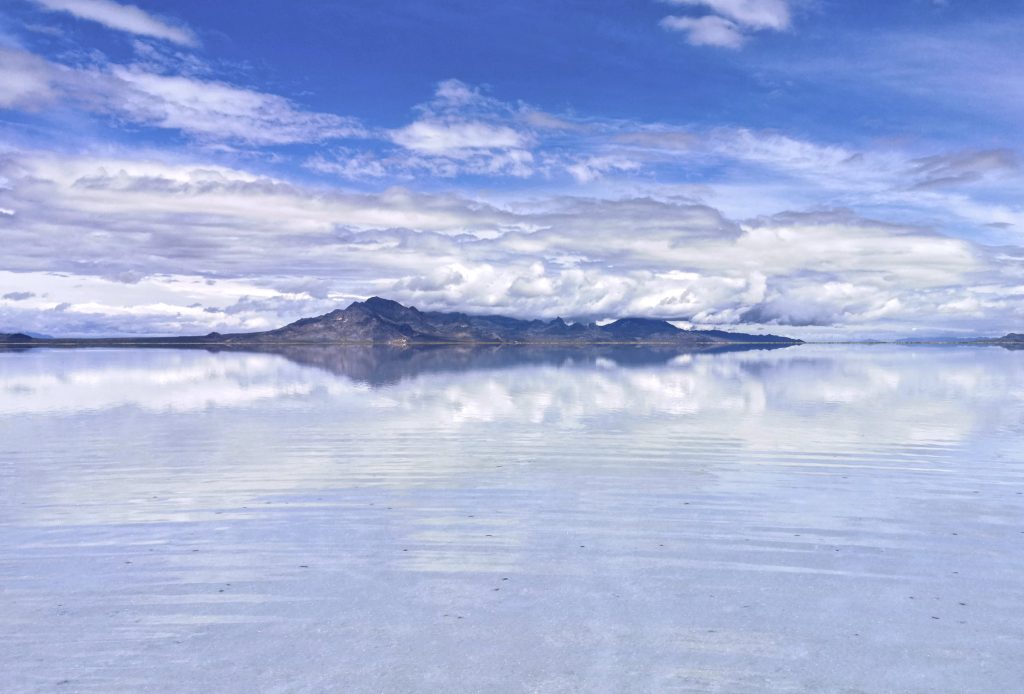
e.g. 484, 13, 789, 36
209, 342, 796, 387
993, 334, 1024, 350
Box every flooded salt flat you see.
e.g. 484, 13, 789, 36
1, 344, 1023, 693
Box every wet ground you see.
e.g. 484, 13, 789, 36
1, 345, 1022, 692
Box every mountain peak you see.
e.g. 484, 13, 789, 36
601, 317, 680, 337
361, 296, 406, 309
354, 296, 423, 318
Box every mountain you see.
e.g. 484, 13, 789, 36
222, 297, 801, 345
0, 333, 35, 343
0, 298, 802, 346
989, 333, 1024, 350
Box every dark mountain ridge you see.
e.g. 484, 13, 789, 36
241, 297, 800, 345
1, 297, 802, 345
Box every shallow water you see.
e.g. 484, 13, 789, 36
1, 344, 1022, 693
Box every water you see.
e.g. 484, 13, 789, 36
1, 344, 1022, 693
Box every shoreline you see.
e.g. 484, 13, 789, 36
1, 338, 1020, 348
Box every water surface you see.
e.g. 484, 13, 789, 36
1, 344, 1022, 692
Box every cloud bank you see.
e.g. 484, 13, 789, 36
1, 150, 1020, 339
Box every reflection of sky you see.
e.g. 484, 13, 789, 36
2, 345, 1024, 692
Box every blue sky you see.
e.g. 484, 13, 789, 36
0, 0, 1021, 337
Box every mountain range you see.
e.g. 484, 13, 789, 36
3, 298, 1023, 347
1, 297, 800, 345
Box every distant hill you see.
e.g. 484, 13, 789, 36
989, 333, 1024, 350
0, 298, 803, 346
0, 333, 35, 343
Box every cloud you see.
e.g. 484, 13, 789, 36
907, 149, 1018, 190
307, 80, 551, 180
390, 120, 526, 155
0, 48, 363, 144
2, 291, 36, 301
305, 151, 388, 179
660, 0, 791, 48
660, 15, 746, 48
666, 0, 791, 30
0, 48, 59, 109
612, 130, 696, 151
566, 156, 642, 183
102, 66, 363, 144
1, 50, 1016, 234
380, 80, 538, 177
32, 0, 197, 46
2, 150, 1020, 338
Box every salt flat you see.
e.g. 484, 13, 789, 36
1, 345, 1022, 693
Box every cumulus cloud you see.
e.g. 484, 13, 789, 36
306, 80, 548, 180
661, 0, 791, 48
32, 0, 197, 46
1, 150, 1019, 338
379, 79, 538, 177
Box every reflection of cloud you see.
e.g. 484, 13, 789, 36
2, 344, 1022, 527
2, 343, 1020, 434
0, 349, 355, 414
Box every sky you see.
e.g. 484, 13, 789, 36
0, 0, 1021, 339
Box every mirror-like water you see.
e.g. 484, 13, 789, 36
1, 345, 1022, 693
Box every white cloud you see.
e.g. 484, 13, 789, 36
665, 0, 791, 30
305, 151, 388, 179
391, 120, 526, 155
660, 15, 747, 48
2, 150, 1020, 338
661, 0, 791, 48
0, 48, 59, 109
566, 155, 642, 183
1, 50, 1016, 233
104, 66, 363, 144
0, 48, 363, 144
378, 80, 539, 177
33, 0, 197, 46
